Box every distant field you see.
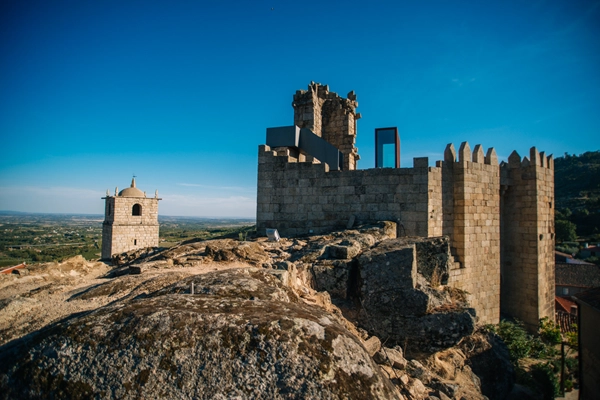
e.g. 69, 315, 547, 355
0, 213, 255, 267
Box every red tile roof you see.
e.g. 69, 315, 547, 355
555, 296, 577, 313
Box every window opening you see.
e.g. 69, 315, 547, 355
132, 204, 142, 216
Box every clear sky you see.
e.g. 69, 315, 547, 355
1, 0, 599, 217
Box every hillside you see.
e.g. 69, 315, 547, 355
554, 150, 600, 241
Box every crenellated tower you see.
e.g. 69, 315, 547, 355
500, 148, 555, 331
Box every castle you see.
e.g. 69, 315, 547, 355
257, 82, 555, 329
101, 178, 161, 260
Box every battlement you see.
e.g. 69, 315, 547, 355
503, 147, 554, 170
440, 142, 499, 165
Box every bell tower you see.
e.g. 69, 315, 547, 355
101, 178, 161, 260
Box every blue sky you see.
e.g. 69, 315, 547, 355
1, 0, 599, 217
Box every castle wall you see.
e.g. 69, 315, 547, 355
101, 196, 160, 259
501, 148, 555, 331
256, 145, 431, 237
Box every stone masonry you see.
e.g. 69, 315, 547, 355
101, 179, 161, 260
256, 83, 555, 328
500, 148, 555, 331
293, 82, 361, 171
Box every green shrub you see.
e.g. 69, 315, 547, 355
531, 363, 560, 399
564, 379, 574, 392
539, 317, 561, 345
493, 320, 534, 361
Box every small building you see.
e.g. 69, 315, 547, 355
555, 296, 577, 333
555, 262, 600, 296
573, 287, 600, 400
580, 245, 600, 259
101, 178, 161, 260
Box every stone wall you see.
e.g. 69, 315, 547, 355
256, 145, 431, 238
101, 196, 160, 259
500, 147, 555, 331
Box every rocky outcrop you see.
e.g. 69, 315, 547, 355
0, 269, 400, 399
0, 222, 514, 399
354, 239, 476, 356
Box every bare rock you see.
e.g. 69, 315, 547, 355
0, 269, 400, 400
459, 330, 515, 400
356, 239, 476, 355
327, 240, 362, 260
205, 239, 270, 265
312, 260, 351, 299
374, 346, 407, 370
363, 336, 381, 356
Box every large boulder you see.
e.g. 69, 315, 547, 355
0, 268, 400, 400
312, 260, 352, 299
355, 239, 476, 355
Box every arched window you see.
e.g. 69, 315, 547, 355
132, 204, 142, 216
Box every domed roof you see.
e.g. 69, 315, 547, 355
118, 178, 145, 197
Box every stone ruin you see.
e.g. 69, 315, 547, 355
257, 82, 555, 330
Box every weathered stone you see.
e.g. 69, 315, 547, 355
358, 240, 417, 293
0, 269, 400, 399
386, 236, 451, 286
312, 261, 350, 299
373, 346, 407, 370
363, 336, 381, 356
327, 240, 361, 260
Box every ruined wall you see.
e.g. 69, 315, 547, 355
292, 83, 360, 171
101, 196, 160, 259
501, 148, 555, 331
256, 145, 432, 237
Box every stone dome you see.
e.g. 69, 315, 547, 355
118, 178, 145, 197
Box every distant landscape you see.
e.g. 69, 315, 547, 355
0, 213, 254, 267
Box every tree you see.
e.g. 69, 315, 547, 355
555, 220, 577, 243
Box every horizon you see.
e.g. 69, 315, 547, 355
1, 0, 599, 217
0, 210, 256, 220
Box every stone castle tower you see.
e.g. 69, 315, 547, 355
101, 178, 161, 260
292, 82, 361, 171
257, 83, 555, 330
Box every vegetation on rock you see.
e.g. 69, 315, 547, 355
485, 318, 578, 399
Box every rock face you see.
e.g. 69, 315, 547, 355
459, 330, 515, 400
0, 268, 399, 400
355, 239, 476, 356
